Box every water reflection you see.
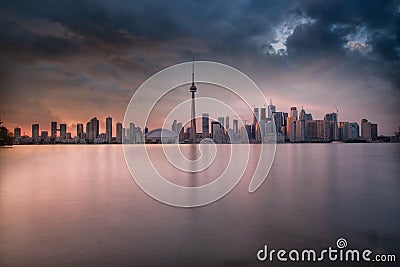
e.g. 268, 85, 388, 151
0, 144, 399, 266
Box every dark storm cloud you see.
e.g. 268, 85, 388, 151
0, 0, 293, 64
294, 0, 400, 61
0, 0, 399, 134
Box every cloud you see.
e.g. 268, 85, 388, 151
0, 0, 399, 135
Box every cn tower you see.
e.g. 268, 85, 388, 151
189, 60, 197, 144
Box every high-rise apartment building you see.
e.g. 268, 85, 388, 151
361, 119, 377, 142
338, 122, 351, 141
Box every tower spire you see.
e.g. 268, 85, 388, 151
192, 57, 194, 85
189, 59, 197, 143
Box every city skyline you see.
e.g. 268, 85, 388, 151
12, 101, 393, 144
1, 1, 399, 136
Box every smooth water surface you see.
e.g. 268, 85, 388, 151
1, 144, 399, 266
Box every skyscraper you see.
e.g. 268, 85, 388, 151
189, 60, 197, 144
218, 117, 224, 128
360, 118, 377, 142
289, 107, 298, 119
89, 117, 99, 142
129, 122, 136, 143
315, 120, 326, 141
60, 124, 67, 139
116, 122, 123, 144
77, 123, 84, 139
324, 113, 338, 141
371, 123, 378, 141
268, 101, 276, 119
233, 119, 239, 134
287, 107, 298, 140
295, 119, 306, 141
253, 107, 259, 125
299, 107, 313, 121
225, 116, 230, 130
338, 122, 351, 141
171, 120, 177, 134
202, 114, 209, 136
176, 123, 182, 136
51, 121, 57, 139
272, 112, 283, 134
106, 117, 112, 143
260, 107, 267, 122
306, 120, 317, 141
350, 122, 359, 140
32, 124, 39, 141
289, 120, 296, 142
211, 121, 223, 144
14, 127, 21, 139
86, 122, 90, 141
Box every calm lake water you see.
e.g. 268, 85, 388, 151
0, 144, 399, 266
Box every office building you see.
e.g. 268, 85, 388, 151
233, 119, 239, 134
116, 122, 123, 144
350, 122, 359, 140
306, 120, 317, 141
315, 120, 326, 141
176, 123, 183, 136
77, 123, 84, 139
289, 107, 298, 119
86, 122, 90, 141
106, 117, 112, 143
218, 117, 225, 129
129, 122, 136, 143
260, 107, 267, 122
324, 112, 338, 141
51, 121, 57, 139
88, 117, 99, 142
268, 101, 276, 119
295, 119, 306, 142
171, 120, 177, 134
202, 114, 209, 135
14, 127, 21, 139
32, 124, 39, 141
289, 120, 296, 142
361, 118, 372, 141
272, 112, 283, 134
41, 131, 48, 139
253, 107, 259, 124
60, 124, 67, 140
361, 119, 377, 142
338, 122, 351, 141
299, 107, 313, 121
371, 123, 378, 141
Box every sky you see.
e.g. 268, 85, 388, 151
0, 0, 399, 136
